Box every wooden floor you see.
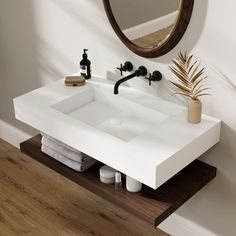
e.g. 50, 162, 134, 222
132, 25, 174, 48
0, 139, 169, 236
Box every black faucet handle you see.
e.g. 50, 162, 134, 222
116, 61, 133, 76
124, 61, 133, 71
136, 66, 148, 77
152, 70, 162, 81
116, 63, 123, 75
145, 73, 153, 86
145, 70, 162, 86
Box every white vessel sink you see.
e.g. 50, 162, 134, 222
14, 76, 221, 189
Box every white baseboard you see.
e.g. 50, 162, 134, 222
0, 120, 216, 236
0, 119, 31, 148
159, 213, 218, 236
123, 11, 178, 40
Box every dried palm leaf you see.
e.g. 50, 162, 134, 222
169, 52, 210, 100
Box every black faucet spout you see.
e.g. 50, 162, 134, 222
114, 73, 136, 94
114, 66, 147, 94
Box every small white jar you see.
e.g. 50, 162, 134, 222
126, 176, 142, 192
100, 165, 116, 184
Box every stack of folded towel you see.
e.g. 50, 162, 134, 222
41, 133, 97, 172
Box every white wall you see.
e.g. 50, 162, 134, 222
0, 0, 236, 235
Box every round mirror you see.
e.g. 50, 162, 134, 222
103, 0, 194, 58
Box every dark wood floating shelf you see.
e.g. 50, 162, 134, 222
20, 135, 217, 228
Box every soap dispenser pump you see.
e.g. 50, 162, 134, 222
80, 49, 91, 79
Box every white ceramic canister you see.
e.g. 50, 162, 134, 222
100, 165, 116, 184
126, 175, 142, 192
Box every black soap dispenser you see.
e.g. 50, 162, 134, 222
80, 49, 91, 79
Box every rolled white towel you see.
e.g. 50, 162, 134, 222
41, 145, 97, 172
41, 132, 83, 154
41, 135, 91, 163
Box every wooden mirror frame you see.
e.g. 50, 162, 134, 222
103, 0, 194, 58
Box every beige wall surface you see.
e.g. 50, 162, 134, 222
0, 0, 236, 235
110, 0, 180, 29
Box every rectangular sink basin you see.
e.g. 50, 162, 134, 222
14, 77, 221, 189
52, 85, 168, 142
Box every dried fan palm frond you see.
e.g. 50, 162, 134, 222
169, 51, 210, 100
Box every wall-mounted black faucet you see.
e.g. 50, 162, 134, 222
116, 61, 133, 76
114, 66, 147, 94
145, 71, 162, 85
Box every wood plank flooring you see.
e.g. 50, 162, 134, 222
132, 25, 174, 48
0, 139, 169, 236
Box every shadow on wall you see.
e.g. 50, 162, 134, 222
36, 36, 73, 82
0, 0, 91, 135
49, 0, 134, 60
0, 0, 41, 135
0, 0, 122, 138
207, 64, 236, 91
176, 123, 236, 235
